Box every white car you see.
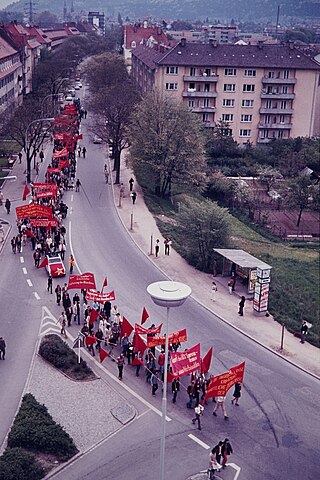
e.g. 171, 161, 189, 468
74, 85, 80, 90
76, 82, 82, 88
93, 135, 103, 144
65, 95, 73, 102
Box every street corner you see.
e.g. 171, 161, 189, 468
110, 403, 136, 425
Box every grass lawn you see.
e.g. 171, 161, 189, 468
143, 188, 320, 347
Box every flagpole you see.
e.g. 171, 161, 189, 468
78, 336, 81, 364
160, 306, 169, 480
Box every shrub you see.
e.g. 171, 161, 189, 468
0, 447, 44, 480
39, 334, 93, 379
7, 394, 78, 461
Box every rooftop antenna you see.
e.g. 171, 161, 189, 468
63, 0, 67, 21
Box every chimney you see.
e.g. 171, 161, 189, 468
288, 40, 294, 50
258, 40, 263, 49
181, 37, 186, 47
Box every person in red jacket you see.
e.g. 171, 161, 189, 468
158, 349, 165, 381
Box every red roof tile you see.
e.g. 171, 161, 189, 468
123, 25, 169, 49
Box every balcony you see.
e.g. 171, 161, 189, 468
182, 90, 217, 98
183, 75, 219, 83
262, 76, 296, 84
258, 122, 293, 129
261, 92, 295, 100
192, 106, 216, 113
260, 108, 293, 114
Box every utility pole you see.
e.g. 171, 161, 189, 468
25, 0, 37, 24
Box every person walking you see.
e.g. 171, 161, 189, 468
300, 321, 308, 344
117, 353, 125, 380
211, 282, 217, 301
212, 396, 228, 420
192, 403, 204, 430
172, 377, 180, 403
47, 275, 53, 294
39, 150, 44, 163
151, 371, 159, 396
227, 277, 234, 294
0, 336, 6, 360
55, 284, 62, 305
18, 152, 22, 163
129, 177, 134, 192
238, 296, 246, 316
58, 312, 67, 338
69, 255, 75, 274
208, 447, 222, 478
5, 198, 11, 214
75, 179, 81, 192
131, 191, 137, 204
82, 146, 87, 158
11, 237, 16, 254
155, 239, 160, 257
211, 441, 223, 466
78, 146, 81, 157
231, 382, 241, 405
221, 438, 233, 469
164, 237, 172, 255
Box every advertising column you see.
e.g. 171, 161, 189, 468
253, 267, 271, 313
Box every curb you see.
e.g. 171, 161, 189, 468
110, 168, 320, 382
0, 218, 12, 255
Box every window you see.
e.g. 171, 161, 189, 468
225, 68, 236, 76
203, 113, 209, 122
204, 83, 210, 92
265, 115, 271, 123
279, 115, 285, 123
190, 67, 196, 76
221, 128, 232, 136
244, 69, 256, 77
188, 82, 196, 91
239, 129, 251, 137
188, 100, 194, 108
165, 83, 177, 90
268, 71, 275, 78
282, 86, 288, 94
243, 84, 255, 92
242, 99, 254, 107
278, 130, 284, 138
204, 68, 211, 76
241, 114, 252, 122
224, 84, 236, 92
223, 99, 235, 107
203, 98, 209, 107
281, 100, 287, 109
131, 41, 136, 48
221, 113, 233, 122
283, 70, 289, 79
166, 66, 178, 75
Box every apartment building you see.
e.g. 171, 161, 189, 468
131, 40, 320, 144
0, 36, 22, 123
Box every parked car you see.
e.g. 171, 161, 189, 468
93, 135, 103, 144
74, 85, 80, 90
46, 253, 65, 277
76, 82, 82, 88
65, 95, 73, 102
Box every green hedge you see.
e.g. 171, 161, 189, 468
39, 334, 94, 380
0, 448, 44, 480
7, 394, 78, 461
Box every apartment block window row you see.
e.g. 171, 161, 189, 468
242, 99, 254, 107
0, 73, 14, 89
222, 98, 235, 107
0, 87, 14, 105
166, 83, 178, 90
243, 84, 255, 92
221, 113, 233, 122
224, 83, 236, 92
241, 114, 253, 122
244, 69, 256, 77
240, 129, 251, 137
166, 66, 178, 75
225, 68, 236, 76
267, 69, 291, 79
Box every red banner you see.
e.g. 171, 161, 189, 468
204, 361, 245, 400
135, 324, 162, 336
86, 290, 115, 303
33, 182, 57, 191
30, 218, 58, 228
67, 272, 96, 290
171, 343, 201, 377
58, 159, 70, 170
146, 328, 187, 348
47, 168, 61, 174
35, 189, 57, 199
16, 203, 53, 220
53, 148, 68, 159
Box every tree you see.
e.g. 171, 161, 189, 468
178, 196, 231, 271
128, 90, 207, 197
257, 166, 282, 192
7, 97, 53, 183
286, 176, 318, 227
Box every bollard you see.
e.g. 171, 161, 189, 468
130, 212, 133, 231
280, 323, 285, 350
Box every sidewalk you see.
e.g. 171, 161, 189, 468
112, 158, 320, 378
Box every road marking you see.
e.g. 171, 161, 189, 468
70, 206, 73, 215
227, 463, 241, 480
20, 256, 24, 263
34, 292, 40, 300
22, 267, 27, 275
71, 194, 74, 202
27, 279, 33, 287
188, 434, 210, 449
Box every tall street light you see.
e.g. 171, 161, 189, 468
25, 117, 54, 183
147, 280, 192, 480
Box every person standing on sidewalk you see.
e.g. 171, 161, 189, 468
129, 177, 134, 192
155, 239, 160, 258
211, 282, 217, 301
300, 321, 308, 344
39, 150, 44, 163
18, 152, 22, 163
117, 353, 125, 380
192, 403, 204, 430
82, 146, 87, 158
55, 284, 62, 306
0, 336, 6, 360
238, 296, 246, 316
5, 199, 10, 214
227, 277, 234, 294
75, 179, 81, 192
221, 438, 233, 469
212, 396, 228, 420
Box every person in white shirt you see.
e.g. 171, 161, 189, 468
192, 403, 204, 430
212, 396, 228, 420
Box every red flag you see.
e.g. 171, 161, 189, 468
22, 184, 30, 201
167, 371, 176, 383
38, 256, 48, 269
99, 347, 109, 363
101, 277, 108, 291
25, 228, 35, 238
89, 309, 99, 325
133, 334, 147, 354
141, 307, 149, 325
132, 357, 144, 366
120, 316, 134, 339
85, 335, 96, 347
201, 346, 213, 374
76, 133, 83, 140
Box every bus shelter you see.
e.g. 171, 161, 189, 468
213, 249, 272, 312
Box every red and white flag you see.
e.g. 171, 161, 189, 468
38, 257, 48, 269
141, 307, 149, 325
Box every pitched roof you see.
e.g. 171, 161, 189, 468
0, 35, 18, 60
132, 44, 166, 69
156, 42, 320, 70
26, 26, 51, 45
123, 24, 169, 49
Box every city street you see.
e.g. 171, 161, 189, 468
0, 90, 319, 480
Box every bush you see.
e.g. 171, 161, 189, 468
39, 334, 94, 379
0, 447, 44, 480
7, 394, 78, 461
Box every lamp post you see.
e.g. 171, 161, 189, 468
147, 281, 191, 480
25, 117, 54, 183
41, 93, 64, 118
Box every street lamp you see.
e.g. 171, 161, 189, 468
41, 93, 64, 118
147, 280, 192, 480
25, 117, 54, 183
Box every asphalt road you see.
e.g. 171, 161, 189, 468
0, 94, 319, 480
